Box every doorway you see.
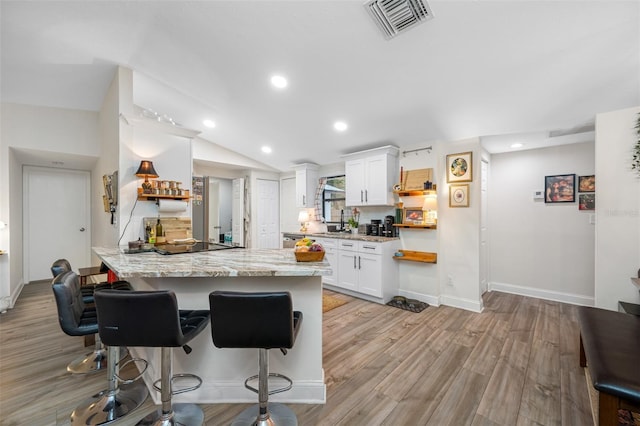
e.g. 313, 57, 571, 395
23, 166, 91, 282
256, 179, 279, 248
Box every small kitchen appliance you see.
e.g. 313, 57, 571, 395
382, 215, 396, 237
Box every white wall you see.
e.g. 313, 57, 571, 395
438, 138, 484, 312
1, 103, 101, 306
595, 105, 640, 310
488, 142, 596, 305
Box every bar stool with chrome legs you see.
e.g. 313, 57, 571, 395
209, 291, 303, 426
95, 289, 211, 426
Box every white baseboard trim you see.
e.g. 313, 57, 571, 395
396, 289, 440, 307
1, 279, 25, 313
440, 294, 483, 313
489, 281, 595, 306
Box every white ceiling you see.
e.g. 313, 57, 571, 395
2, 1, 639, 172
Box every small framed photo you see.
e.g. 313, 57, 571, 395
446, 151, 473, 183
579, 193, 595, 211
403, 208, 424, 224
578, 175, 595, 192
449, 184, 469, 208
545, 174, 575, 203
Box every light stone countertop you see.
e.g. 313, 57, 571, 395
284, 232, 399, 243
93, 246, 332, 279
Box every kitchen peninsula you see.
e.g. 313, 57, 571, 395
93, 247, 331, 405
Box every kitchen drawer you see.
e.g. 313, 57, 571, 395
314, 237, 337, 249
337, 240, 358, 252
358, 241, 382, 255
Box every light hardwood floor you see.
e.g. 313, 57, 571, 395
0, 282, 593, 425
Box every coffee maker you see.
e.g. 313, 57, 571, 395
382, 215, 396, 237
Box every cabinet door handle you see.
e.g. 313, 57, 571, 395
353, 255, 356, 269
302, 195, 306, 205
365, 190, 368, 202
358, 256, 361, 269
360, 190, 363, 203
362, 245, 376, 250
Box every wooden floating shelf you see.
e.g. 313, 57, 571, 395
137, 188, 190, 202
393, 223, 437, 229
393, 250, 437, 264
393, 189, 436, 197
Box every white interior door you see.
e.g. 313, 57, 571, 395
232, 178, 245, 246
24, 166, 91, 282
256, 179, 279, 249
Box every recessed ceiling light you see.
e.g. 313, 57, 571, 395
333, 121, 348, 132
510, 143, 523, 148
203, 119, 216, 128
261, 146, 272, 154
270, 75, 288, 89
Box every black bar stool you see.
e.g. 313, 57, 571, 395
51, 270, 108, 374
95, 289, 211, 426
51, 259, 132, 304
209, 291, 303, 426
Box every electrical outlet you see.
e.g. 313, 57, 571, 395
447, 275, 453, 286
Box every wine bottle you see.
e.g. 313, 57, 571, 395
156, 218, 163, 241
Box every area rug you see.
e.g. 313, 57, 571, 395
386, 295, 428, 313
322, 294, 348, 313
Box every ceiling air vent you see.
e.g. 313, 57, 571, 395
365, 0, 434, 39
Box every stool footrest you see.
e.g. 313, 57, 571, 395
115, 357, 148, 385
153, 373, 203, 396
244, 372, 293, 396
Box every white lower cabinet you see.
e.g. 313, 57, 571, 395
331, 238, 400, 303
314, 238, 337, 286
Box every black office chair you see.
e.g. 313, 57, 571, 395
51, 270, 107, 374
209, 291, 303, 426
95, 289, 210, 426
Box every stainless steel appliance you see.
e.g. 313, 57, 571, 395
283, 233, 303, 248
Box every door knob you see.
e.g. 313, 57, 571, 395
79, 227, 85, 232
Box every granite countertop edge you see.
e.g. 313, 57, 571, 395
284, 232, 399, 243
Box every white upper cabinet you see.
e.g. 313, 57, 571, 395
343, 146, 398, 206
294, 163, 319, 208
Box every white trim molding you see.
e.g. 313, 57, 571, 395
489, 281, 595, 306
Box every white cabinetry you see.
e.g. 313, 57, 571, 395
343, 146, 398, 206
332, 238, 400, 303
294, 163, 318, 208
313, 237, 337, 286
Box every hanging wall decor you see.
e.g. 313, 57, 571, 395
545, 174, 575, 203
449, 184, 470, 208
446, 151, 473, 183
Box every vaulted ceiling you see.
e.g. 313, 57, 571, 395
2, 1, 638, 171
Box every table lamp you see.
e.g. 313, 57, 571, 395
135, 160, 159, 194
298, 210, 310, 232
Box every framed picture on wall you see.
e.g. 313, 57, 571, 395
579, 193, 595, 211
545, 174, 575, 203
446, 151, 473, 183
449, 184, 469, 208
578, 175, 595, 192
403, 208, 424, 224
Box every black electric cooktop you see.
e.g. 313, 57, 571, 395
154, 242, 242, 255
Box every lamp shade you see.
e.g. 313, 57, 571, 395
135, 160, 159, 178
298, 210, 309, 222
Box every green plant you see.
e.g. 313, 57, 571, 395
633, 113, 640, 177
347, 217, 359, 228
